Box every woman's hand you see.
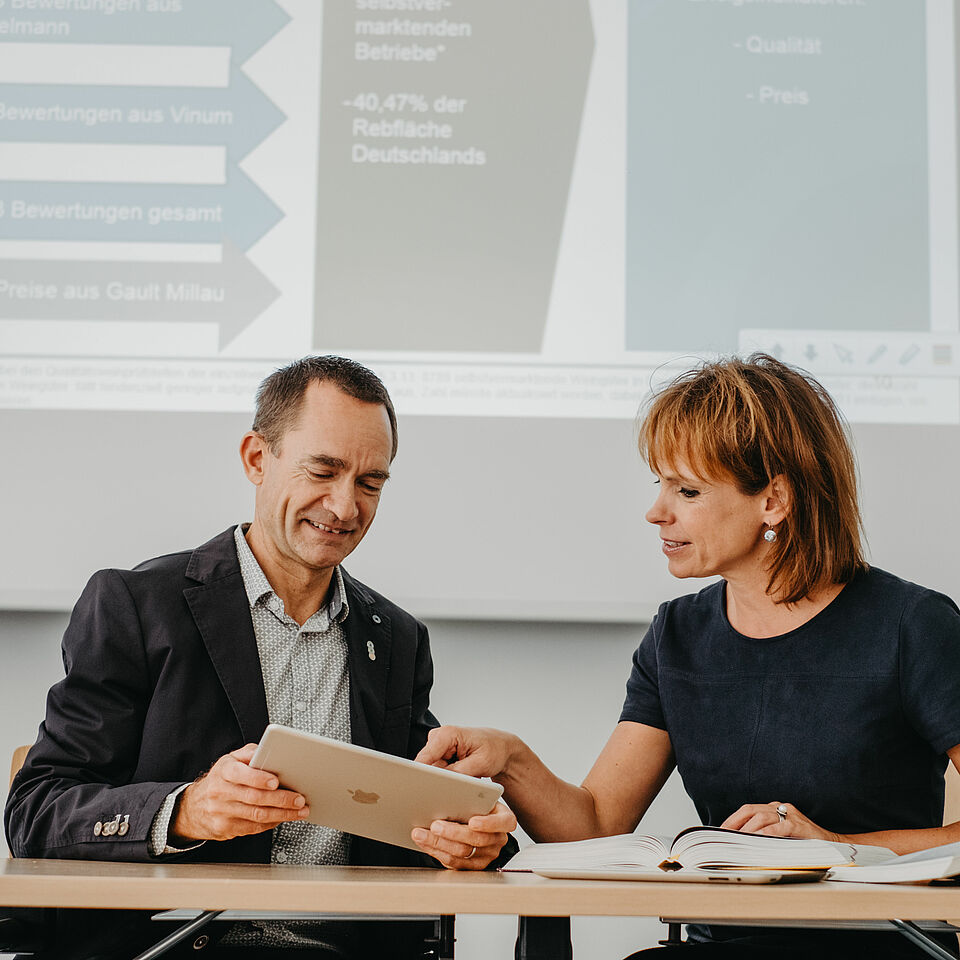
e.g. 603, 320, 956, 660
413, 728, 519, 868
411, 801, 517, 870
415, 726, 517, 781
721, 801, 844, 843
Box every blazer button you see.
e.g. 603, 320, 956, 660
94, 822, 102, 837
118, 815, 130, 837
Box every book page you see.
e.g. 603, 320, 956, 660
670, 827, 854, 870
828, 840, 960, 882
502, 833, 672, 872
849, 843, 898, 866
828, 857, 960, 883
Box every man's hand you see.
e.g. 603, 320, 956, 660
414, 726, 516, 781
721, 801, 843, 844
411, 802, 517, 870
171, 744, 311, 843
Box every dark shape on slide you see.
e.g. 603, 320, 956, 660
314, 0, 595, 353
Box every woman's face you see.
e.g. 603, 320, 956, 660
645, 461, 780, 585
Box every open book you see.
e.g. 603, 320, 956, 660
827, 840, 960, 883
503, 827, 856, 875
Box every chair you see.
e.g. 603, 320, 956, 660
944, 763, 960, 825
2, 744, 47, 956
9, 744, 30, 790
6, 744, 31, 861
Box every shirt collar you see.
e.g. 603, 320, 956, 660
233, 524, 349, 625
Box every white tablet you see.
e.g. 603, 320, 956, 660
250, 724, 503, 852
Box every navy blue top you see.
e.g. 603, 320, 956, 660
621, 567, 960, 837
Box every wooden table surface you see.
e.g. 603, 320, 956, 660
3, 859, 960, 923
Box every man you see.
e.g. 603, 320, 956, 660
5, 356, 515, 960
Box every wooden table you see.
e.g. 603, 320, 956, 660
3, 860, 960, 959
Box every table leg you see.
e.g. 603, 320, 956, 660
515, 916, 572, 960
890, 920, 959, 960
131, 909, 224, 960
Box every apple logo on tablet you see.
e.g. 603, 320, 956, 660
348, 789, 380, 804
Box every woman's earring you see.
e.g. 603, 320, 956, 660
763, 527, 777, 543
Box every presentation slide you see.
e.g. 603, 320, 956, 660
1, 0, 956, 427
3, 0, 960, 621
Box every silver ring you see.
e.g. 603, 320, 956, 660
776, 803, 788, 822
465, 846, 477, 860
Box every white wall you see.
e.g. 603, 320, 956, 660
0, 609, 699, 960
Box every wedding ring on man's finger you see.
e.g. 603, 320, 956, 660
465, 846, 477, 859
776, 804, 788, 822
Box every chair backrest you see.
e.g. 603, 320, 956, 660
6, 746, 31, 860
8, 745, 30, 790
945, 763, 960, 826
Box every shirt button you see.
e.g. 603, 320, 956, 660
293, 701, 306, 713
372, 614, 381, 624
275, 850, 287, 863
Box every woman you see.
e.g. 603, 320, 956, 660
414, 355, 960, 958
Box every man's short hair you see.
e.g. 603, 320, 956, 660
253, 355, 399, 460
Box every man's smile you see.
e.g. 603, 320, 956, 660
305, 519, 352, 536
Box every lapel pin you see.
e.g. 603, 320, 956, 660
366, 640, 376, 661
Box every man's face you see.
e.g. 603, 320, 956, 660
243, 381, 394, 578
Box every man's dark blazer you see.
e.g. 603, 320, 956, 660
4, 526, 462, 957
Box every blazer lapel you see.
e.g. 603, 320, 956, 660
342, 571, 392, 750
183, 528, 269, 745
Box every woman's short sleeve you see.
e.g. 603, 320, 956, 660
619, 607, 668, 730
899, 588, 960, 755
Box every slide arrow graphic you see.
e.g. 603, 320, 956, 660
4, 0, 290, 65
0, 71, 286, 163
0, 167, 284, 250
0, 241, 279, 350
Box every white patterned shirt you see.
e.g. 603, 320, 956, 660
149, 525, 356, 950
232, 523, 352, 868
